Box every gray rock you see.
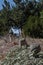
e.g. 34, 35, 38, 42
30, 43, 41, 53
30, 44, 41, 58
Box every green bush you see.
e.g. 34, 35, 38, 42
23, 16, 43, 38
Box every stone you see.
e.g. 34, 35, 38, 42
30, 43, 41, 58
30, 43, 41, 53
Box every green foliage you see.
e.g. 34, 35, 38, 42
23, 16, 43, 38
0, 0, 43, 38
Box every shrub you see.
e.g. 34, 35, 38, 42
23, 16, 43, 38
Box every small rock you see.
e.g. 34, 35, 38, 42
30, 43, 41, 53
30, 43, 41, 58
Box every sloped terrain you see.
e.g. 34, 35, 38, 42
0, 37, 43, 60
0, 45, 43, 65
0, 37, 43, 65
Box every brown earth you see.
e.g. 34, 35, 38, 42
0, 36, 43, 60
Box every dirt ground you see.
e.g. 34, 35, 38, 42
0, 36, 43, 60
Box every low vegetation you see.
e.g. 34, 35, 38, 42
0, 45, 43, 65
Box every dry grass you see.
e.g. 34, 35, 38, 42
0, 36, 43, 61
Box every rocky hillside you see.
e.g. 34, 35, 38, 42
0, 45, 43, 65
